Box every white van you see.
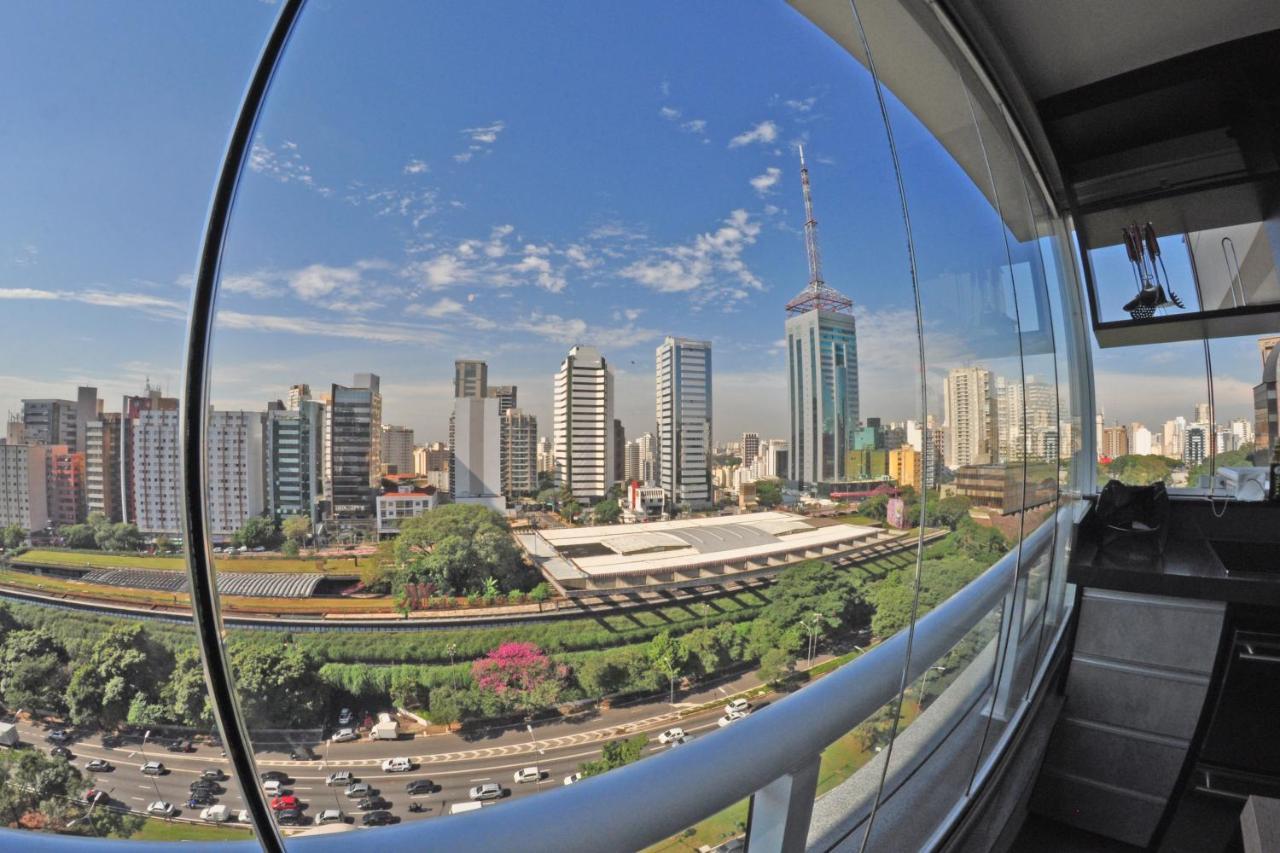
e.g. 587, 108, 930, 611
449, 801, 484, 815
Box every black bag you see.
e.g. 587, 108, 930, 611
1094, 480, 1170, 556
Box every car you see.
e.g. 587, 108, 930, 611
212, 546, 224, 553
289, 746, 318, 761
671, 733, 696, 747
187, 792, 216, 809
260, 770, 290, 783
658, 727, 686, 745
83, 789, 105, 804
513, 766, 542, 784
100, 735, 122, 749
381, 757, 412, 773
717, 711, 747, 728
190, 780, 224, 795
270, 794, 299, 811
356, 796, 390, 811
140, 761, 166, 776
326, 771, 353, 787
85, 759, 112, 772
405, 779, 436, 795
263, 780, 284, 797
167, 739, 194, 753
331, 728, 358, 743
252, 546, 266, 552
201, 805, 232, 823
563, 773, 582, 786
236, 810, 252, 825
201, 768, 227, 782
344, 782, 371, 798
50, 746, 72, 759
46, 730, 71, 744
315, 809, 346, 825
337, 708, 354, 726
725, 698, 751, 715
469, 783, 503, 801
361, 810, 394, 827
276, 808, 304, 826
146, 801, 176, 817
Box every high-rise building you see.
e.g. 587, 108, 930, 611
208, 411, 266, 542
287, 384, 311, 411
741, 432, 760, 467
554, 345, 615, 502
537, 435, 556, 475
488, 385, 517, 416
21, 398, 78, 447
324, 373, 382, 532
454, 360, 488, 399
380, 424, 415, 475
266, 399, 324, 525
1254, 336, 1279, 459
84, 413, 121, 522
121, 386, 180, 535
453, 395, 504, 509
944, 367, 995, 469
634, 432, 658, 485
613, 419, 626, 489
785, 148, 859, 490
74, 386, 99, 454
760, 439, 788, 480
1184, 426, 1208, 469
1162, 417, 1187, 462
4, 414, 25, 446
1193, 402, 1212, 426
502, 408, 538, 497
1230, 417, 1255, 448
0, 444, 48, 531
45, 445, 86, 527
1102, 425, 1129, 460
656, 337, 712, 508
624, 440, 642, 484
890, 447, 922, 491
414, 441, 450, 478
1130, 424, 1153, 455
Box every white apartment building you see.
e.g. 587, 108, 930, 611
634, 432, 657, 485
85, 413, 121, 522
656, 337, 712, 508
453, 395, 505, 511
0, 444, 49, 531
503, 408, 538, 497
537, 435, 556, 475
376, 484, 439, 537
944, 367, 994, 469
1130, 425, 1153, 455
1163, 417, 1187, 462
131, 409, 182, 536
207, 410, 266, 542
554, 345, 615, 502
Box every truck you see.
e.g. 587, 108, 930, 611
0, 723, 19, 748
449, 802, 484, 815
370, 712, 399, 741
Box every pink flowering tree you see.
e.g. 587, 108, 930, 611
471, 642, 568, 714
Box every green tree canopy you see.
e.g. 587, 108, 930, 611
579, 734, 648, 778
66, 623, 166, 728
1103, 454, 1180, 487
2, 524, 26, 550
592, 499, 621, 525
0, 629, 69, 714
755, 479, 783, 508
233, 515, 280, 549
281, 514, 312, 545
759, 560, 868, 639
227, 639, 327, 728
58, 524, 97, 550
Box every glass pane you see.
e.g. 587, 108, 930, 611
0, 2, 272, 845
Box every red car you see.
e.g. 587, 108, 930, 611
270, 794, 299, 811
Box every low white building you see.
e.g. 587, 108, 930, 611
376, 484, 439, 537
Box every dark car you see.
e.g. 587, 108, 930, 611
190, 780, 225, 795
356, 796, 390, 811
200, 768, 227, 782
50, 746, 72, 760
187, 792, 216, 808
167, 739, 194, 753
276, 808, 304, 826
100, 734, 122, 749
405, 779, 436, 795
260, 771, 290, 783
289, 747, 317, 761
361, 810, 394, 827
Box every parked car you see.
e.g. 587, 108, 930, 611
326, 771, 353, 787
513, 766, 542, 784
187, 792, 216, 809
725, 698, 751, 715
167, 739, 194, 753
201, 768, 227, 782
50, 746, 72, 759
356, 796, 390, 811
381, 757, 412, 773
276, 808, 304, 826
337, 708, 354, 726
657, 727, 686, 745
361, 810, 394, 827
344, 782, 371, 798
270, 794, 299, 811
260, 770, 290, 783
201, 805, 231, 823
45, 730, 71, 744
146, 801, 176, 817
140, 761, 166, 776
469, 783, 503, 801
331, 728, 358, 743
85, 759, 112, 772
405, 779, 436, 795
316, 809, 346, 825
563, 773, 582, 786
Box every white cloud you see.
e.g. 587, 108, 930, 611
513, 312, 658, 349
407, 297, 464, 318
785, 97, 818, 113
402, 159, 428, 175
659, 106, 681, 120
452, 152, 474, 164
463, 121, 506, 144
619, 209, 763, 303
0, 287, 60, 301
215, 310, 445, 346
681, 119, 707, 135
288, 264, 362, 300
0, 286, 185, 319
248, 138, 331, 196
13, 244, 38, 267
728, 120, 779, 148
749, 167, 782, 196
220, 272, 280, 299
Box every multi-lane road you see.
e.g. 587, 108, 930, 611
8, 694, 746, 834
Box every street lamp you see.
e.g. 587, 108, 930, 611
698, 602, 710, 631
446, 642, 458, 666
801, 612, 826, 667
140, 730, 162, 800
917, 665, 948, 711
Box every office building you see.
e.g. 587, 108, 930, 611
324, 373, 382, 532
1101, 425, 1129, 460
414, 441, 450, 478
84, 413, 121, 522
45, 445, 85, 527
624, 440, 641, 484
0, 444, 48, 531
890, 447, 922, 491
1163, 417, 1187, 462
634, 432, 658, 485
613, 419, 626, 488
452, 395, 504, 510
74, 386, 99, 454
503, 408, 538, 497
4, 415, 24, 446
21, 398, 78, 447
847, 448, 889, 480
488, 385, 517, 416
207, 411, 266, 542
656, 336, 712, 508
120, 386, 180, 535
454, 359, 488, 398
536, 436, 555, 475
287, 383, 311, 410
1254, 336, 1279, 458
1184, 425, 1208, 468
266, 399, 324, 526
1193, 402, 1212, 426
944, 367, 995, 469
380, 424, 415, 475
741, 432, 760, 467
1130, 425, 1153, 455
554, 345, 615, 502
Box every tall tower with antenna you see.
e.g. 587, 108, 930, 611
784, 147, 859, 490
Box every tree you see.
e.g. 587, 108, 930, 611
859, 494, 889, 521
758, 647, 796, 687
280, 539, 300, 557
1103, 454, 1180, 487
390, 666, 427, 710
282, 514, 312, 547
575, 655, 630, 699
578, 734, 648, 778
233, 515, 280, 549
152, 533, 175, 553
93, 522, 141, 552
1188, 444, 1255, 485
647, 630, 686, 704
58, 524, 97, 550
760, 560, 868, 640
754, 479, 783, 509
162, 647, 212, 727
227, 639, 327, 728
1, 524, 26, 550
954, 516, 1007, 559
593, 499, 621, 525
393, 505, 523, 596
471, 642, 567, 715
870, 582, 916, 638
66, 624, 164, 729
933, 495, 973, 529
562, 500, 582, 523
0, 629, 69, 713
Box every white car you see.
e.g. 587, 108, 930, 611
658, 727, 686, 745
140, 761, 166, 776
337, 708, 354, 726
237, 810, 252, 824
200, 805, 231, 823
263, 780, 283, 796
316, 808, 346, 825
381, 757, 412, 773
724, 698, 751, 715
562, 773, 582, 786
146, 801, 176, 817
325, 771, 352, 787
331, 728, 358, 743
513, 766, 541, 784
469, 783, 503, 801
717, 710, 747, 728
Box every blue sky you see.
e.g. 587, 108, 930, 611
1, 1, 1264, 446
